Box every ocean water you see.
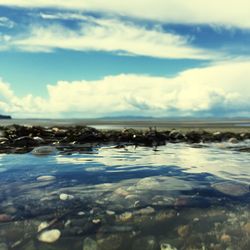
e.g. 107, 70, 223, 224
0, 142, 250, 250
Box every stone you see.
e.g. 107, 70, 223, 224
117, 212, 133, 222
32, 146, 57, 155
212, 182, 250, 196
97, 234, 123, 250
83, 237, 98, 250
92, 219, 101, 224
132, 236, 157, 250
38, 222, 49, 232
243, 222, 250, 234
220, 233, 231, 243
160, 242, 177, 250
177, 225, 189, 237
37, 175, 56, 182
106, 210, 115, 215
59, 193, 74, 201
137, 206, 155, 215
0, 243, 8, 250
0, 213, 12, 222
228, 138, 238, 143
38, 229, 61, 243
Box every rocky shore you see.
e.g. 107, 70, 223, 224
0, 124, 249, 154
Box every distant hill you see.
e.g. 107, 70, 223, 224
0, 114, 11, 119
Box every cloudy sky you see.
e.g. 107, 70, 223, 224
0, 0, 250, 118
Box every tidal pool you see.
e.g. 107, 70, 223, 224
0, 142, 250, 250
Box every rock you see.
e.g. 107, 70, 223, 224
137, 206, 155, 215
220, 233, 231, 243
32, 146, 57, 155
212, 182, 250, 196
160, 242, 177, 250
78, 211, 85, 216
13, 136, 38, 147
38, 222, 49, 232
37, 175, 56, 182
33, 136, 45, 143
243, 222, 250, 234
132, 236, 157, 250
117, 212, 133, 222
177, 225, 189, 237
38, 229, 61, 243
83, 237, 98, 250
0, 243, 8, 250
59, 193, 74, 201
228, 138, 238, 143
106, 210, 115, 216
92, 219, 101, 224
97, 234, 123, 250
0, 213, 12, 222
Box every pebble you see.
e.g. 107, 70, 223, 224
38, 221, 49, 232
220, 233, 231, 243
0, 214, 12, 222
83, 237, 98, 250
36, 175, 56, 182
212, 182, 250, 196
177, 225, 189, 237
78, 211, 85, 216
228, 137, 238, 143
137, 206, 155, 215
92, 219, 101, 224
160, 242, 177, 250
59, 193, 74, 201
117, 212, 133, 222
38, 229, 61, 243
106, 210, 115, 215
243, 222, 250, 234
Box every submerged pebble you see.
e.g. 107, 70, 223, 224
212, 182, 250, 196
59, 193, 74, 201
38, 229, 61, 243
36, 175, 56, 182
83, 237, 98, 250
38, 221, 49, 232
160, 242, 177, 250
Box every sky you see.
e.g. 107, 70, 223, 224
0, 1, 250, 118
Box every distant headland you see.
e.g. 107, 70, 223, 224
0, 114, 11, 119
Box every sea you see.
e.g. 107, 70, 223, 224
0, 119, 250, 250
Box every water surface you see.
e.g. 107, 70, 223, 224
0, 142, 250, 250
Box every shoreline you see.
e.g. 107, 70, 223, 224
0, 124, 249, 154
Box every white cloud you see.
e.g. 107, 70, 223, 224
1, 0, 250, 28
0, 17, 15, 28
12, 18, 213, 59
1, 61, 250, 118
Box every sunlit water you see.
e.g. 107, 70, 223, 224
0, 142, 250, 250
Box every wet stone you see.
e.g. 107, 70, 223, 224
38, 229, 61, 243
83, 237, 98, 250
37, 175, 56, 182
212, 182, 250, 196
132, 236, 157, 250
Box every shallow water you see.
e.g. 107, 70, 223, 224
0, 142, 250, 250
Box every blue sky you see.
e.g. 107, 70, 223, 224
0, 1, 250, 118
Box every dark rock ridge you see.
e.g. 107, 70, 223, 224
0, 114, 11, 119
0, 124, 249, 154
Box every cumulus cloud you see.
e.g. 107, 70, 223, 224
0, 0, 250, 28
12, 18, 213, 59
0, 61, 250, 118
